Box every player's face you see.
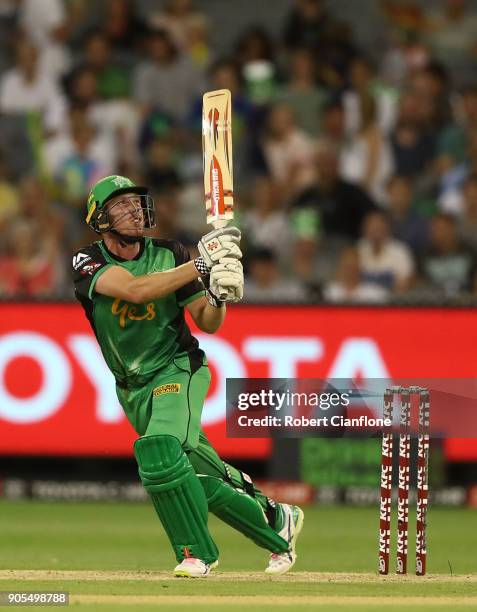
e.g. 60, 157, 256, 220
106, 192, 145, 236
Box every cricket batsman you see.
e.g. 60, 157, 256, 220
71, 175, 304, 577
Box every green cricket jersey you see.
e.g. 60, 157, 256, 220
71, 237, 205, 388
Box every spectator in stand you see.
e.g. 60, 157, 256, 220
0, 37, 66, 134
436, 88, 477, 213
292, 139, 375, 240
282, 0, 356, 89
283, 0, 337, 50
149, 188, 181, 242
379, 30, 430, 89
0, 156, 19, 228
321, 99, 346, 147
290, 237, 319, 291
133, 27, 204, 124
197, 59, 252, 122
0, 219, 60, 297
288, 206, 327, 297
319, 20, 358, 89
324, 245, 388, 303
358, 210, 415, 291
19, 0, 76, 79
0, 2, 17, 74
423, 0, 477, 87
236, 26, 276, 71
66, 65, 98, 107
17, 176, 63, 240
43, 106, 114, 243
183, 15, 209, 69
244, 247, 308, 303
144, 137, 182, 192
408, 64, 451, 132
64, 66, 108, 134
420, 212, 476, 294
274, 48, 328, 136
83, 45, 140, 167
64, 66, 139, 172
43, 106, 116, 193
390, 90, 436, 179
380, 0, 427, 37
1, 177, 65, 292
241, 175, 291, 261
101, 0, 146, 56
342, 55, 399, 136
55, 116, 114, 207
236, 27, 278, 105
386, 175, 429, 253
149, 0, 210, 68
458, 175, 477, 251
437, 85, 477, 172
437, 86, 477, 169
340, 94, 394, 202
82, 30, 131, 100
261, 103, 316, 204
438, 130, 477, 215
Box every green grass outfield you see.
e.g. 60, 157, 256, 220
0, 500, 476, 611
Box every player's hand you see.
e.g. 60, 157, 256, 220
197, 226, 242, 271
209, 257, 244, 303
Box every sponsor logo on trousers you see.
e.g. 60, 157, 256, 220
153, 383, 181, 397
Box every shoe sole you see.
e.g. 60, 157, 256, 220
174, 560, 218, 578
265, 506, 305, 576
174, 570, 210, 578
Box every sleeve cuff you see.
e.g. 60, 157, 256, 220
88, 264, 113, 299
178, 289, 206, 307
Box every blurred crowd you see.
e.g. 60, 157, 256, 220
2, 0, 477, 303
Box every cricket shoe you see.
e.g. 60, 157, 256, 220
173, 558, 217, 578
265, 504, 304, 576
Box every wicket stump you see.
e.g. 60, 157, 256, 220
378, 386, 430, 576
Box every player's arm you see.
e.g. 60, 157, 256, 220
95, 261, 202, 304
186, 295, 226, 334
95, 227, 242, 304
186, 256, 243, 333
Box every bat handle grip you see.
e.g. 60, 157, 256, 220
218, 289, 227, 300
219, 286, 234, 301
210, 221, 236, 301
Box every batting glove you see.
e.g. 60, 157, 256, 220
195, 227, 242, 275
209, 257, 244, 303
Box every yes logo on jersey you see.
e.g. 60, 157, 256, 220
111, 297, 156, 328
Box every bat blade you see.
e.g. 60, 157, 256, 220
202, 89, 234, 229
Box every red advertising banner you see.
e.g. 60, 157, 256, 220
0, 304, 476, 460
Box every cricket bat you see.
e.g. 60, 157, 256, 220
202, 89, 234, 227
202, 88, 234, 298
